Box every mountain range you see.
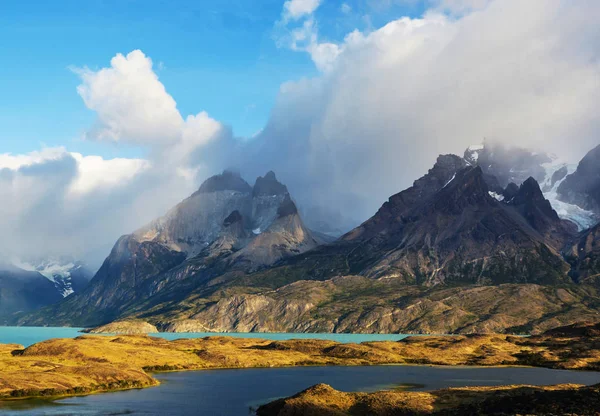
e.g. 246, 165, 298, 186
12, 143, 600, 334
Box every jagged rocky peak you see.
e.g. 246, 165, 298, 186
415, 166, 500, 219
389, 154, 469, 210
512, 177, 555, 209
134, 170, 255, 254
557, 144, 600, 214
508, 177, 564, 234
253, 171, 288, 197
413, 154, 468, 192
344, 154, 468, 241
503, 182, 520, 201
196, 170, 252, 194
251, 171, 292, 234
343, 161, 571, 286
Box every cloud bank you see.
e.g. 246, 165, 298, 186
1, 0, 599, 268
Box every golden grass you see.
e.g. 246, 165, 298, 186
1, 321, 600, 401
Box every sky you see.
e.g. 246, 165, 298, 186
1, 0, 599, 268
0, 0, 426, 158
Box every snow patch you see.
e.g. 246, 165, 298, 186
11, 259, 81, 297
489, 192, 505, 201
541, 156, 598, 230
443, 173, 456, 188
252, 228, 262, 235
466, 144, 484, 162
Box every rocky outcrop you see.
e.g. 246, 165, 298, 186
85, 320, 158, 334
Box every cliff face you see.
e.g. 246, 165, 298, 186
565, 222, 600, 282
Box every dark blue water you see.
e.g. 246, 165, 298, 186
2, 365, 600, 416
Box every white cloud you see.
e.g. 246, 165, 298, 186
75, 50, 184, 145
283, 0, 322, 21
75, 49, 223, 156
68, 153, 150, 195
341, 3, 352, 14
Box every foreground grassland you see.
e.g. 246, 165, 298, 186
1, 321, 600, 405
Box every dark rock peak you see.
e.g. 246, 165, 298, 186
343, 154, 468, 241
196, 170, 252, 195
424, 166, 495, 215
387, 154, 468, 208
513, 177, 547, 203
511, 177, 559, 221
573, 144, 600, 176
503, 182, 520, 201
412, 154, 468, 190
509, 177, 562, 234
482, 172, 504, 194
253, 171, 289, 197
277, 194, 299, 218
223, 210, 244, 227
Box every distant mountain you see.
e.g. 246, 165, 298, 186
0, 265, 63, 324
14, 259, 93, 297
0, 259, 92, 323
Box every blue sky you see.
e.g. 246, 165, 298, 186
0, 0, 427, 159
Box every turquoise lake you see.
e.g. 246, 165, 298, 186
0, 326, 413, 347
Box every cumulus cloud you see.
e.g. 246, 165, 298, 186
75, 49, 224, 154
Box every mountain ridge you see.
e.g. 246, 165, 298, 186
17, 143, 600, 334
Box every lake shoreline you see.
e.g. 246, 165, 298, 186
1, 321, 600, 408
